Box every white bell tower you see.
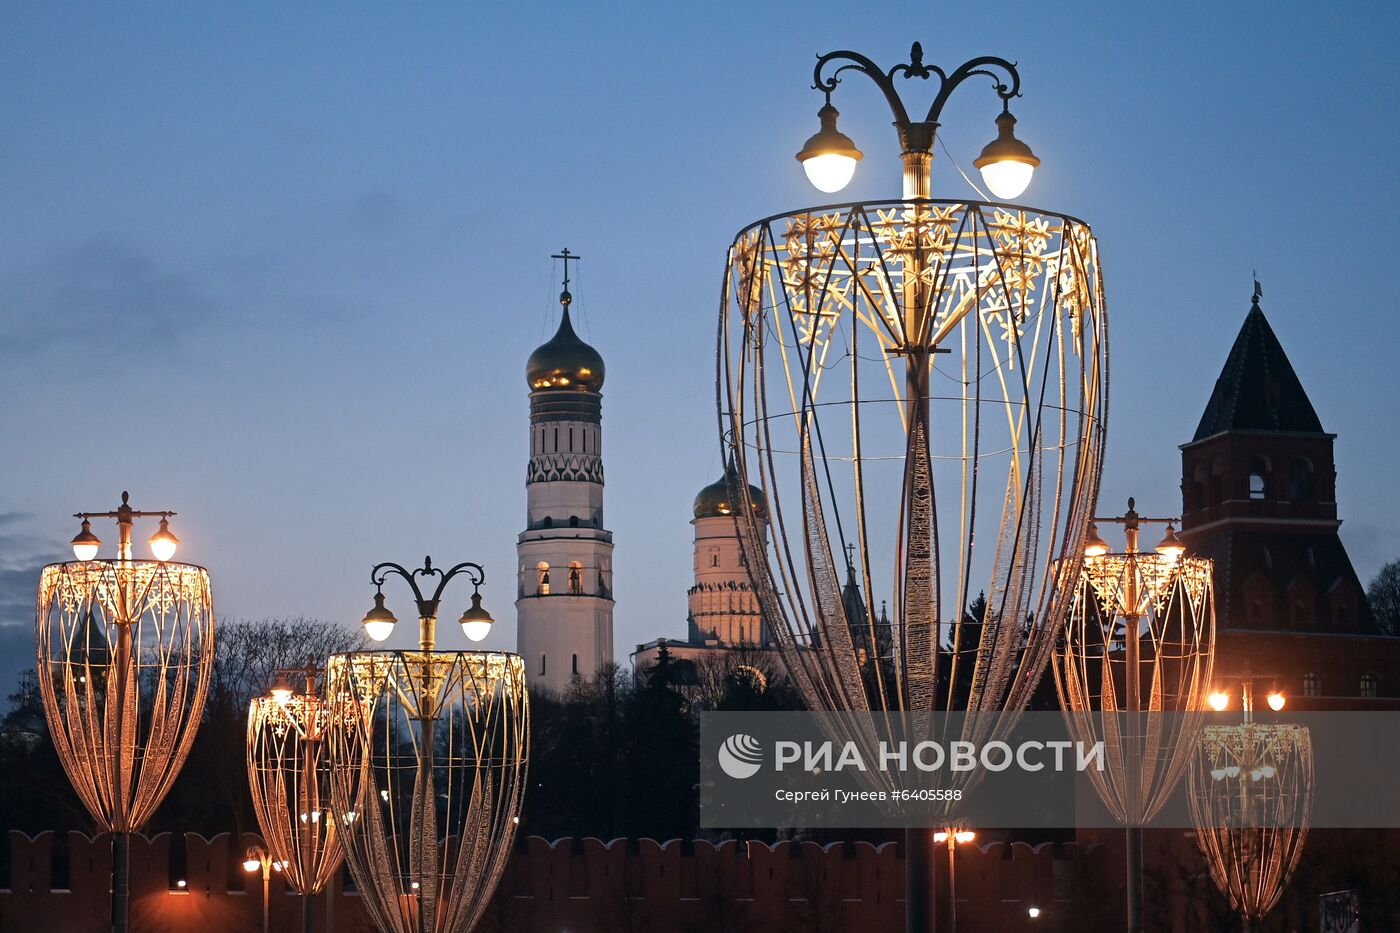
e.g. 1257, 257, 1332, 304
516, 250, 614, 693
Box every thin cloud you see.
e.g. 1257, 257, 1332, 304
0, 236, 219, 363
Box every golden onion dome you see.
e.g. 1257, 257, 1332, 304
693, 461, 768, 520
526, 306, 605, 392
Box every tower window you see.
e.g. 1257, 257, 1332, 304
540, 655, 546, 677
572, 654, 579, 676
710, 552, 720, 568
1303, 672, 1320, 697
1248, 456, 1270, 500
568, 561, 583, 595
536, 562, 550, 596
569, 515, 580, 528
1290, 459, 1314, 501
1361, 673, 1379, 699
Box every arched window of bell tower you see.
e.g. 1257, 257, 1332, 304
536, 562, 550, 596
568, 561, 583, 595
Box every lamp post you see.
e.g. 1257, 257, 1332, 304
719, 42, 1106, 933
1052, 498, 1215, 933
932, 825, 975, 932
1190, 679, 1312, 933
242, 845, 285, 933
797, 42, 1040, 201
36, 492, 213, 933
325, 557, 528, 933
248, 665, 346, 933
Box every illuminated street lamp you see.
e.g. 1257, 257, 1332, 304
36, 492, 214, 933
248, 666, 346, 933
932, 825, 975, 931
723, 40, 1105, 933
1052, 498, 1215, 933
326, 557, 528, 933
1189, 678, 1312, 933
795, 42, 1040, 200
242, 845, 285, 933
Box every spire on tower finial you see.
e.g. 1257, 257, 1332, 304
1252, 272, 1263, 307
552, 247, 581, 308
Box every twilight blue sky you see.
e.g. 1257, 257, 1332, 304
3, 2, 1399, 696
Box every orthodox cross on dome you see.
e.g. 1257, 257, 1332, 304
1252, 271, 1263, 306
552, 247, 582, 306
845, 542, 857, 569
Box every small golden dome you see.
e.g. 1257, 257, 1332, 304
693, 460, 767, 520
526, 307, 605, 392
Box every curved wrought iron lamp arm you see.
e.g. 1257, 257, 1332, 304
370, 556, 486, 617
813, 42, 1022, 152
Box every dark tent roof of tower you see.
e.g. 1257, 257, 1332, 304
1192, 296, 1324, 441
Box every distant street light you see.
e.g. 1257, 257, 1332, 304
37, 492, 214, 933
1190, 676, 1313, 932
933, 825, 975, 931
1052, 498, 1215, 933
248, 665, 346, 933
242, 845, 283, 933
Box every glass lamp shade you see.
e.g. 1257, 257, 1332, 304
70, 519, 101, 561
1082, 523, 1109, 558
243, 857, 261, 873
973, 110, 1040, 200
1155, 524, 1186, 561
362, 592, 397, 642
1208, 691, 1230, 711
1267, 692, 1286, 712
149, 517, 179, 562
364, 619, 395, 642
978, 160, 1035, 200
795, 103, 862, 194
459, 591, 494, 642
802, 153, 859, 194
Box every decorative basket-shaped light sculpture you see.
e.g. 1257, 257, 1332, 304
326, 651, 528, 933
247, 667, 345, 919
1051, 503, 1214, 932
718, 199, 1107, 750
325, 558, 528, 933
35, 493, 213, 931
1189, 721, 1313, 930
1053, 515, 1215, 824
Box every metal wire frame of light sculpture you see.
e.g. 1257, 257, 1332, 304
1050, 500, 1214, 933
1188, 684, 1313, 933
35, 492, 213, 933
717, 205, 1107, 743
721, 44, 1106, 931
248, 665, 346, 933
325, 558, 529, 933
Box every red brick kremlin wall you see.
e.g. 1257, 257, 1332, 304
1, 831, 1106, 932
